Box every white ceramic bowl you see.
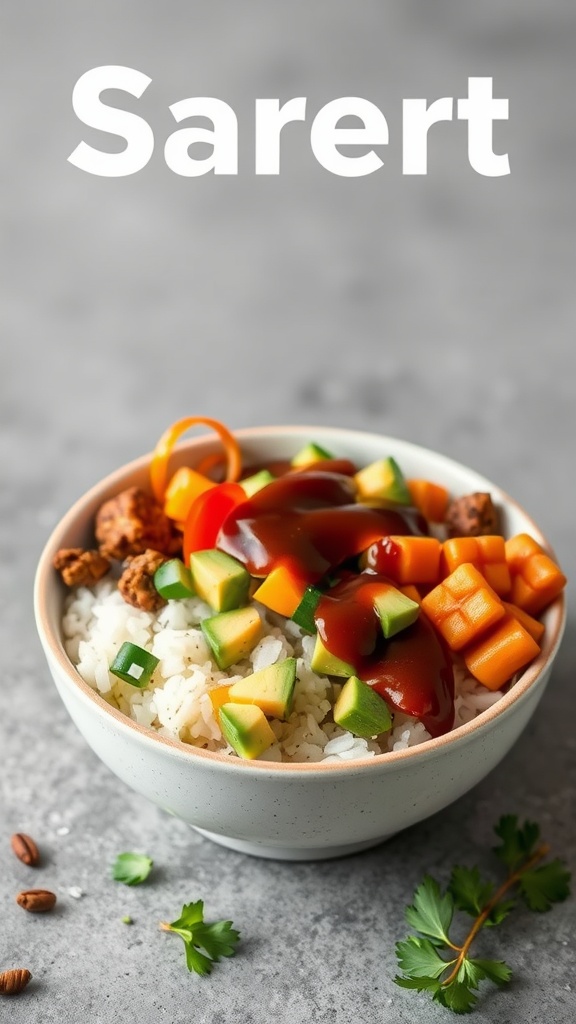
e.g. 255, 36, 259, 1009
34, 427, 565, 860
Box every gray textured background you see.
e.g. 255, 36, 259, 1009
1, 2, 574, 1022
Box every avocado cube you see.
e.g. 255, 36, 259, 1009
291, 442, 334, 468
354, 457, 411, 505
333, 676, 392, 738
310, 636, 356, 678
229, 658, 297, 720
240, 469, 276, 497
201, 607, 262, 669
373, 585, 420, 639
219, 702, 276, 759
190, 548, 250, 612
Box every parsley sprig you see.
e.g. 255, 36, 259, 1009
395, 816, 570, 1014
160, 900, 240, 976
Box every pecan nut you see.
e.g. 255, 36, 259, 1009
10, 833, 40, 867
0, 969, 32, 995
16, 889, 57, 913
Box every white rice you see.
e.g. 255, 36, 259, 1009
62, 580, 504, 763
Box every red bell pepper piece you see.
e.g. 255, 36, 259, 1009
182, 482, 246, 562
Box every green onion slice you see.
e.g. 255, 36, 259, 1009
110, 642, 159, 688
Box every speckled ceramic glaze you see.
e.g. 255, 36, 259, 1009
34, 427, 565, 860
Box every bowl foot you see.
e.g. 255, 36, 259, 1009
193, 827, 387, 861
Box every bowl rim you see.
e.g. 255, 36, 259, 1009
34, 424, 566, 775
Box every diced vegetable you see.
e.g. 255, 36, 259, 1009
354, 457, 411, 505
291, 442, 334, 468
291, 585, 323, 633
110, 642, 159, 687
239, 469, 275, 497
219, 703, 276, 759
190, 549, 250, 612
153, 558, 195, 600
502, 601, 546, 644
252, 564, 308, 618
505, 533, 567, 615
363, 535, 441, 585
463, 612, 541, 690
421, 562, 506, 651
333, 676, 392, 737
373, 584, 420, 639
182, 482, 246, 562
228, 658, 297, 719
310, 636, 356, 677
163, 467, 216, 522
407, 478, 450, 523
208, 684, 232, 714
400, 584, 422, 604
442, 535, 511, 596
150, 416, 242, 502
201, 607, 262, 670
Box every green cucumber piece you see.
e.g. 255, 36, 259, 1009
110, 642, 159, 688
153, 558, 195, 599
291, 585, 323, 633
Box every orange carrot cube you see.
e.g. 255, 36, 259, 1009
463, 612, 541, 690
407, 479, 450, 523
505, 534, 566, 615
421, 562, 505, 651
252, 564, 307, 617
208, 684, 232, 714
377, 536, 442, 585
442, 535, 511, 596
502, 602, 545, 644
164, 467, 216, 522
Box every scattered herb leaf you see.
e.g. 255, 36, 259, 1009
121, 915, 133, 925
395, 816, 570, 1014
112, 852, 153, 886
160, 900, 240, 976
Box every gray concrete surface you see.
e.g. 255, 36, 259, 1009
1, 2, 575, 1022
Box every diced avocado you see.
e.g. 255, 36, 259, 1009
333, 676, 392, 738
201, 606, 262, 669
190, 548, 250, 612
153, 558, 195, 600
373, 585, 420, 639
219, 702, 276, 759
291, 585, 322, 633
229, 658, 297, 720
291, 442, 334, 468
354, 456, 411, 505
239, 469, 276, 497
310, 636, 356, 678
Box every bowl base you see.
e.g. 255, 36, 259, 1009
193, 827, 387, 861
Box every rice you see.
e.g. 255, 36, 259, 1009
62, 579, 505, 763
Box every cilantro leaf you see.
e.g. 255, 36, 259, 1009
518, 860, 571, 912
449, 866, 494, 918
493, 816, 540, 871
405, 875, 454, 945
485, 899, 516, 927
112, 852, 153, 886
161, 900, 240, 976
395, 975, 442, 993
395, 936, 452, 980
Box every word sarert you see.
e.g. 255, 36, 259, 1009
68, 67, 510, 178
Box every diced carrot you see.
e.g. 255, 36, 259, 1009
505, 533, 566, 615
208, 685, 232, 714
400, 584, 422, 604
463, 612, 541, 690
421, 562, 505, 651
163, 467, 216, 522
371, 536, 442, 585
407, 479, 450, 523
252, 564, 308, 618
442, 535, 511, 596
502, 602, 546, 644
